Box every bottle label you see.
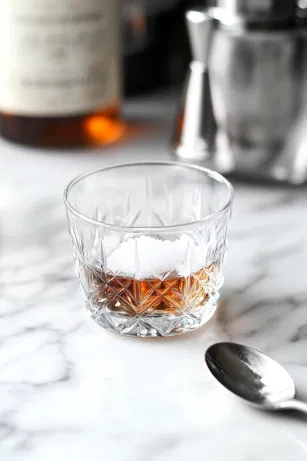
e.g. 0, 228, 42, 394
0, 0, 120, 116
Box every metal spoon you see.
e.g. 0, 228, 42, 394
205, 342, 307, 414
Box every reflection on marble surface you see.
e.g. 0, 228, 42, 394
1, 97, 307, 460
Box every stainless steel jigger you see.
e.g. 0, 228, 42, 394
171, 10, 216, 163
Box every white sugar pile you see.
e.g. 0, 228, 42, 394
106, 235, 205, 278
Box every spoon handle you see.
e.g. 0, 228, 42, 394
282, 399, 307, 415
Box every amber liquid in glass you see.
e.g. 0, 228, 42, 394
0, 102, 125, 148
83, 263, 218, 317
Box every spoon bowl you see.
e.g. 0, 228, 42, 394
205, 342, 307, 414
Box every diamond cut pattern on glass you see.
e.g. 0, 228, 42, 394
69, 224, 228, 336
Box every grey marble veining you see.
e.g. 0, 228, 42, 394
1, 96, 307, 460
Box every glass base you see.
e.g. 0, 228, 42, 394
87, 295, 218, 338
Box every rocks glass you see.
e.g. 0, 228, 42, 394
64, 162, 233, 337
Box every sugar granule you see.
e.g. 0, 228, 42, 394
106, 235, 205, 278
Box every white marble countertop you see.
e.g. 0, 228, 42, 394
1, 95, 307, 460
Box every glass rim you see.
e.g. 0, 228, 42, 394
63, 161, 234, 232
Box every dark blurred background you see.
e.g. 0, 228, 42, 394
123, 0, 207, 95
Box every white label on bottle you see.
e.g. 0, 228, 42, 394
0, 0, 120, 116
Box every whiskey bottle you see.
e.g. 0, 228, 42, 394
0, 0, 124, 148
